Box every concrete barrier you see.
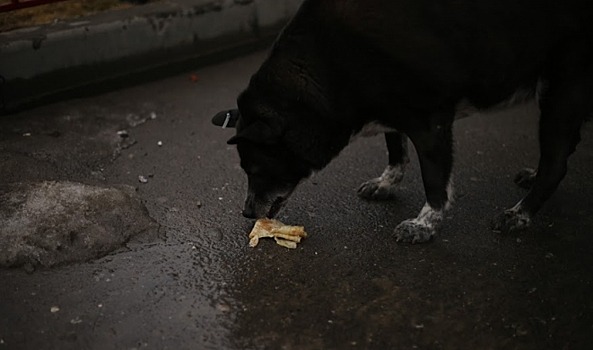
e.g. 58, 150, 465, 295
0, 0, 303, 113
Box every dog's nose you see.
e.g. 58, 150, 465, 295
242, 194, 259, 219
242, 207, 257, 219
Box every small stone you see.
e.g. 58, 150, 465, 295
138, 175, 148, 183
216, 303, 230, 313
50, 306, 60, 313
157, 141, 163, 147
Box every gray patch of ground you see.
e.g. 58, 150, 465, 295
0, 181, 158, 268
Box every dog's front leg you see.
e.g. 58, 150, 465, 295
394, 118, 454, 243
358, 132, 409, 200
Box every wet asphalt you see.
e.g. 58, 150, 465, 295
1, 51, 593, 349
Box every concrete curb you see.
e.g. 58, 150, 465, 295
0, 0, 303, 113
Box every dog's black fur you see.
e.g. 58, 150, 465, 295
213, 0, 593, 243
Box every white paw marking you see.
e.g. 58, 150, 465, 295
395, 203, 444, 243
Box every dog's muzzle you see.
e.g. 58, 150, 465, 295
242, 195, 288, 219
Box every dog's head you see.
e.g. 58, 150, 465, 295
212, 103, 312, 219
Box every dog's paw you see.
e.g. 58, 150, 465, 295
358, 165, 404, 200
357, 178, 398, 200
491, 208, 531, 234
514, 168, 537, 190
394, 219, 435, 244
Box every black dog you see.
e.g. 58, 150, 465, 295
213, 0, 593, 243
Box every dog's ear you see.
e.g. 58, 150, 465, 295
227, 120, 282, 145
212, 109, 240, 128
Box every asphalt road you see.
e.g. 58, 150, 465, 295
1, 51, 593, 350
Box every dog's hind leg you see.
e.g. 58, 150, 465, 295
394, 115, 455, 243
493, 51, 592, 233
358, 132, 409, 200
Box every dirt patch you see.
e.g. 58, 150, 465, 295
0, 181, 158, 268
